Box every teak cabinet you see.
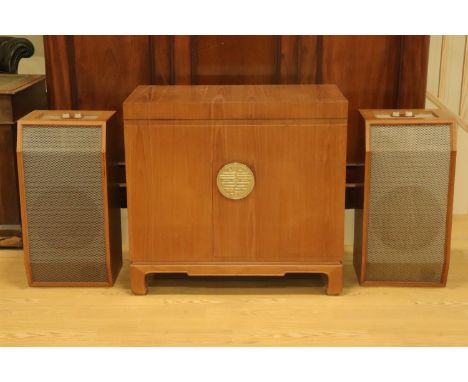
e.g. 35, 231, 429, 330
124, 84, 348, 295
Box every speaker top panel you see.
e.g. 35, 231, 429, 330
18, 110, 115, 126
360, 108, 454, 125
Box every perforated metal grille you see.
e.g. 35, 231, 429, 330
22, 126, 107, 282
366, 124, 451, 282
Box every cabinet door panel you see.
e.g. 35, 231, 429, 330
213, 121, 346, 262
125, 121, 213, 262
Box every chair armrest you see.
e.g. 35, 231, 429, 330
0, 36, 35, 74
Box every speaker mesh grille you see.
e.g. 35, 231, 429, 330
22, 126, 107, 283
366, 124, 451, 282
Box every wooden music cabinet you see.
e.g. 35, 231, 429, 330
124, 85, 348, 295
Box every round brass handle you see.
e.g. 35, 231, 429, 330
216, 162, 255, 200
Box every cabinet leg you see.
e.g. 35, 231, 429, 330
130, 265, 148, 295
326, 265, 343, 296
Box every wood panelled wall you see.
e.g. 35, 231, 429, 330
44, 36, 429, 162
44, 35, 429, 207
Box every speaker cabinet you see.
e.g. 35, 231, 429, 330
17, 110, 122, 286
354, 109, 456, 286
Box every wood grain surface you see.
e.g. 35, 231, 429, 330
124, 120, 214, 263
1, 213, 468, 346
321, 36, 402, 163
124, 85, 347, 295
193, 36, 278, 84
123, 84, 348, 120
212, 121, 346, 263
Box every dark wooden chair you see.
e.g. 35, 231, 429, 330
0, 36, 35, 73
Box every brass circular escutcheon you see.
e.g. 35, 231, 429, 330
216, 162, 255, 200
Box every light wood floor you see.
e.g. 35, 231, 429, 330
1, 215, 468, 346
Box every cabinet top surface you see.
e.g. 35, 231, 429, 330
0, 74, 45, 94
360, 109, 455, 124
124, 84, 348, 120
18, 110, 115, 125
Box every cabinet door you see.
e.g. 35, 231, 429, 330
125, 121, 213, 262
212, 121, 346, 262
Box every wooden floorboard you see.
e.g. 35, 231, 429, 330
1, 214, 468, 346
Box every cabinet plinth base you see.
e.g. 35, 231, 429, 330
130, 262, 343, 296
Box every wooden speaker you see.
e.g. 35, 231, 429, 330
17, 110, 122, 286
354, 109, 457, 286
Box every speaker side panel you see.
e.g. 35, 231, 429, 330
16, 124, 32, 285
103, 117, 123, 284
353, 208, 363, 281
353, 118, 372, 284
21, 125, 108, 284
441, 125, 457, 285
365, 123, 451, 283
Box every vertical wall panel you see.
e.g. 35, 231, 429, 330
397, 36, 430, 108
321, 36, 401, 163
278, 36, 299, 83
298, 36, 319, 84
72, 36, 152, 159
427, 35, 443, 96
427, 35, 468, 215
438, 35, 466, 113
151, 36, 172, 84
460, 41, 468, 121
173, 36, 192, 84
192, 36, 278, 84
72, 36, 151, 110
44, 35, 74, 109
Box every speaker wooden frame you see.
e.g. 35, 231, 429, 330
354, 109, 457, 287
17, 110, 123, 287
